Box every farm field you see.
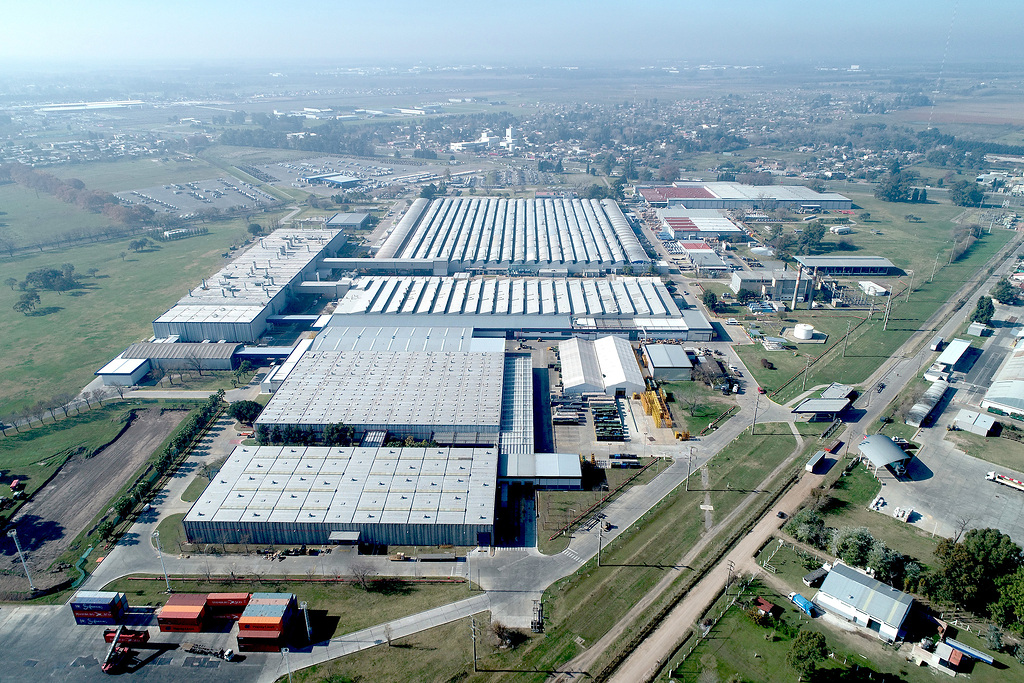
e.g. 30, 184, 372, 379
0, 182, 111, 242
0, 214, 281, 417
46, 156, 220, 192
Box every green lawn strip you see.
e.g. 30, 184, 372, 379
102, 574, 472, 641
754, 541, 825, 595
480, 424, 799, 681
0, 405, 132, 522
945, 430, 1024, 473
0, 214, 286, 416
135, 369, 252, 393
282, 613, 486, 683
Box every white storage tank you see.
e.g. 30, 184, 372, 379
794, 324, 814, 340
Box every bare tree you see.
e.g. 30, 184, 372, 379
953, 516, 973, 543
81, 390, 94, 409
351, 563, 376, 590
112, 383, 128, 399
184, 352, 204, 377
55, 392, 77, 418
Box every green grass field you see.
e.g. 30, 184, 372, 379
46, 156, 220, 192
0, 183, 111, 241
0, 405, 131, 515
102, 574, 472, 641
0, 215, 284, 417
945, 430, 1024, 473
663, 381, 735, 435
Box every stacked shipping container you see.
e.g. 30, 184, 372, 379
206, 592, 251, 620
70, 591, 128, 625
157, 593, 207, 632
237, 592, 296, 652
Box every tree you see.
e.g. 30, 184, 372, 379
702, 291, 718, 311
995, 566, 1024, 633
118, 251, 127, 261
86, 267, 99, 278
796, 222, 826, 255
247, 223, 263, 236
228, 400, 263, 425
936, 527, 1023, 612
351, 563, 376, 590
949, 180, 985, 207
787, 630, 827, 679
4, 277, 17, 290
658, 162, 680, 182
96, 519, 115, 540
830, 526, 874, 567
859, 212, 871, 222
874, 168, 918, 203
972, 296, 995, 325
14, 289, 40, 315
184, 352, 204, 377
991, 279, 1018, 305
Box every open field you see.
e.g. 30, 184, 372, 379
469, 424, 799, 681
663, 381, 735, 435
103, 574, 473, 642
0, 405, 131, 513
284, 614, 485, 683
1, 408, 186, 594
46, 156, 221, 192
0, 214, 284, 416
0, 182, 111, 240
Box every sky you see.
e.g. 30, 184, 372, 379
1, 0, 1021, 69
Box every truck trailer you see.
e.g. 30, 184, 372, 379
788, 592, 815, 616
987, 471, 1024, 493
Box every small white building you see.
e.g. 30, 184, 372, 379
953, 409, 997, 436
858, 281, 889, 297
94, 356, 150, 386
559, 336, 644, 397
814, 563, 913, 642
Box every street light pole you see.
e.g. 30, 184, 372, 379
598, 526, 603, 567
7, 530, 35, 591
152, 530, 171, 593
751, 392, 759, 436
283, 648, 292, 683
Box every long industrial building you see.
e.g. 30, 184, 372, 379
152, 228, 347, 342
559, 335, 645, 397
183, 444, 498, 546
324, 275, 715, 341
376, 197, 648, 272
639, 182, 852, 210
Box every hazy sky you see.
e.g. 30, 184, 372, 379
2, 0, 1021, 68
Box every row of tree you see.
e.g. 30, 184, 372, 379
0, 387, 115, 436
254, 422, 357, 447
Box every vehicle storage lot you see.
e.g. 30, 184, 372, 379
3, 409, 187, 590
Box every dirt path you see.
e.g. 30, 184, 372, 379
2, 409, 186, 591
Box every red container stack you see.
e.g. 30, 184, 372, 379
237, 592, 297, 652
157, 593, 208, 633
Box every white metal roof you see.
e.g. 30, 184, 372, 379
935, 338, 972, 369
816, 563, 913, 629
559, 335, 643, 394
858, 435, 910, 468
380, 197, 647, 265
982, 338, 1024, 413
257, 348, 505, 431
95, 355, 149, 376
186, 444, 497, 527
644, 344, 693, 369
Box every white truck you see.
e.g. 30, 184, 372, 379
986, 471, 1024, 493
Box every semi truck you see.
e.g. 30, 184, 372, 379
986, 471, 1024, 493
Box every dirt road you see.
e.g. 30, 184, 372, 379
3, 409, 186, 591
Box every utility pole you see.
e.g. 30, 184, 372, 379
7, 530, 35, 591
751, 392, 759, 436
882, 290, 892, 331
931, 252, 941, 282
843, 320, 851, 357
152, 530, 172, 593
598, 526, 603, 567
283, 648, 292, 683
802, 356, 811, 391
906, 271, 914, 303
471, 616, 478, 672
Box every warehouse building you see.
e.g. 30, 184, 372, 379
183, 444, 498, 546
655, 208, 744, 239
638, 183, 852, 210
794, 255, 896, 277
324, 275, 714, 341
326, 212, 371, 230
982, 338, 1024, 419
375, 197, 648, 272
643, 344, 693, 381
953, 409, 998, 436
814, 563, 913, 642
676, 241, 729, 273
559, 335, 645, 397
121, 341, 241, 371
94, 356, 151, 386
152, 228, 346, 342
729, 270, 814, 302
906, 380, 949, 428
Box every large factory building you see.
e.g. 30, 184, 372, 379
376, 197, 648, 273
